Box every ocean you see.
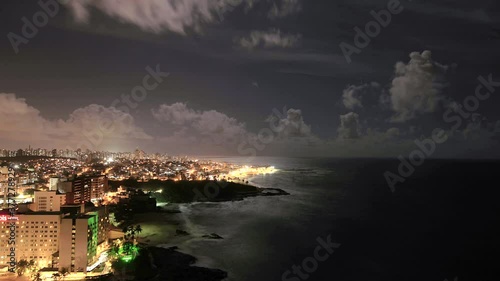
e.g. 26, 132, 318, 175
170, 157, 500, 281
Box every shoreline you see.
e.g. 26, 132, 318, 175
115, 176, 289, 280
131, 204, 228, 280
110, 179, 289, 204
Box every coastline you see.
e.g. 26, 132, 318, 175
127, 177, 288, 280
131, 203, 230, 281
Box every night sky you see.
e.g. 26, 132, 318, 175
0, 0, 499, 157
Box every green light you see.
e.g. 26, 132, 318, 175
121, 255, 133, 263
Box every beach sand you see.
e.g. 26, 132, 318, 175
131, 204, 185, 246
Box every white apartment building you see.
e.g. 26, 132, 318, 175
0, 212, 61, 269
33, 191, 66, 212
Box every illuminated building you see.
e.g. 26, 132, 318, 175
33, 191, 66, 212
66, 176, 108, 204
94, 206, 110, 245
49, 177, 65, 191
0, 166, 8, 208
0, 212, 61, 269
59, 213, 99, 272
57, 182, 72, 194
89, 176, 108, 203
0, 204, 110, 272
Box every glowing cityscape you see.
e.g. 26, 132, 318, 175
0, 148, 276, 280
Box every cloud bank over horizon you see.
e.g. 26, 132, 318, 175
0, 93, 151, 152
1, 59, 499, 159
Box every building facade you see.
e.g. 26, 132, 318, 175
33, 191, 66, 212
0, 212, 61, 269
67, 176, 108, 204
0, 166, 10, 209
1, 205, 109, 272
59, 214, 99, 272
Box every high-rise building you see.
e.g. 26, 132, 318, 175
49, 177, 66, 191
0, 166, 9, 208
90, 176, 107, 203
1, 203, 110, 272
59, 214, 99, 272
88, 206, 110, 245
57, 182, 73, 194
0, 212, 61, 269
67, 176, 108, 204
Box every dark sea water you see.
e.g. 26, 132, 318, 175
174, 157, 500, 281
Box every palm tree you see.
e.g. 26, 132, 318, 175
28, 259, 35, 272
109, 243, 120, 259
16, 259, 35, 276
134, 225, 142, 240
32, 272, 42, 281
16, 259, 29, 276
122, 225, 138, 242
60, 268, 69, 281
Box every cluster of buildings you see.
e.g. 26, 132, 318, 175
0, 147, 174, 162
51, 175, 108, 205
0, 147, 277, 276
0, 148, 81, 159
0, 168, 112, 273
1, 147, 268, 183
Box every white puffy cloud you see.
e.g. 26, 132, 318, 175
151, 104, 318, 154
342, 87, 362, 110
337, 112, 361, 139
385, 127, 400, 139
389, 50, 449, 122
238, 29, 302, 50
150, 102, 199, 125
267, 108, 312, 139
152, 102, 247, 145
0, 93, 151, 150
342, 82, 381, 110
0, 94, 47, 140
63, 104, 152, 139
268, 0, 301, 19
